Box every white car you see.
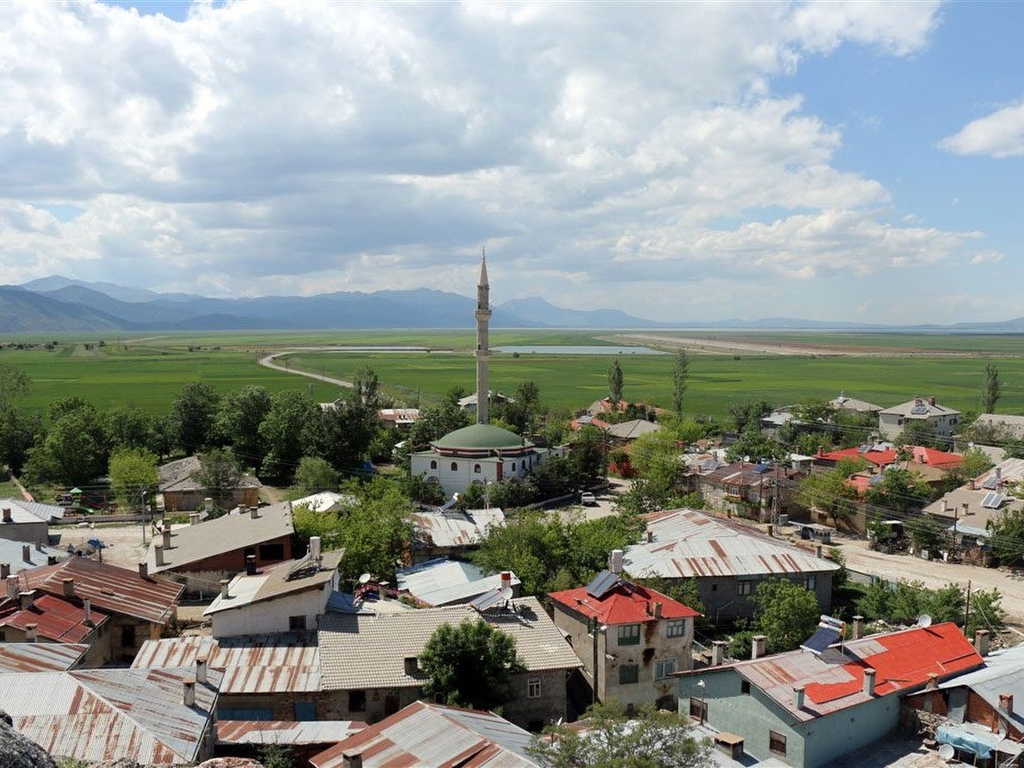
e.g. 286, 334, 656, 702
580, 492, 597, 506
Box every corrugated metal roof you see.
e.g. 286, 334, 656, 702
217, 720, 365, 746
318, 596, 581, 691
397, 559, 521, 607
410, 509, 505, 549
0, 538, 67, 574
204, 550, 342, 616
310, 701, 539, 768
934, 644, 1024, 731
133, 633, 320, 694
624, 508, 840, 579
0, 642, 87, 672
18, 557, 183, 625
0, 666, 221, 765
0, 593, 110, 642
0, 498, 66, 522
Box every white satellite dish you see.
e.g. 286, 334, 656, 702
500, 585, 514, 601
938, 744, 955, 762
358, 573, 373, 585
916, 614, 933, 628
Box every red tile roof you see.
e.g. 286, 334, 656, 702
0, 593, 109, 643
819, 446, 898, 466
549, 580, 700, 626
909, 446, 963, 469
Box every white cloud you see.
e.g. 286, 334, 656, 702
940, 100, 1024, 158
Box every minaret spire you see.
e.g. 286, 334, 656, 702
474, 247, 491, 425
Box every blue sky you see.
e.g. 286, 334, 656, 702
0, 1, 1022, 325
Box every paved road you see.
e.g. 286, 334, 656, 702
258, 349, 354, 389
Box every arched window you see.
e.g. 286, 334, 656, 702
429, 460, 437, 470
511, 462, 517, 471
450, 461, 459, 472
474, 463, 482, 473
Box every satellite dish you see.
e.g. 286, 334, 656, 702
452, 492, 459, 501
916, 614, 932, 628
358, 573, 373, 585
938, 744, 955, 762
500, 585, 514, 601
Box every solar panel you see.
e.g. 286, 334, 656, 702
910, 405, 929, 415
800, 616, 845, 656
754, 463, 771, 474
470, 587, 505, 613
586, 569, 620, 599
982, 476, 998, 490
982, 492, 1005, 509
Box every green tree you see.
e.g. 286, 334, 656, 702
865, 468, 930, 516
987, 507, 1024, 566
0, 408, 40, 476
724, 428, 785, 464
192, 448, 243, 510
409, 400, 470, 449
608, 360, 624, 409
0, 361, 30, 412
672, 349, 689, 416
981, 363, 1002, 414
420, 618, 524, 710
751, 579, 820, 653
568, 424, 608, 486
217, 385, 273, 471
353, 367, 382, 410
108, 448, 159, 510
630, 429, 682, 495
894, 420, 943, 449
170, 382, 221, 455
530, 699, 711, 768
795, 458, 865, 530
23, 400, 108, 486
333, 482, 413, 582
103, 405, 155, 451
906, 514, 944, 554
729, 400, 773, 433
260, 389, 321, 483
293, 456, 339, 494
311, 393, 378, 476
967, 588, 1006, 638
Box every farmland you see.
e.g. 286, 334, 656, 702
4, 329, 1022, 422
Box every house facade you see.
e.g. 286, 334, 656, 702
159, 455, 262, 512
878, 396, 961, 440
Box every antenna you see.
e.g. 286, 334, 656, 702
916, 614, 932, 628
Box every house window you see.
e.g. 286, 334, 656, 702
619, 664, 639, 685
511, 462, 517, 471
655, 658, 677, 680
349, 690, 366, 712
289, 615, 307, 631
741, 680, 751, 694
474, 463, 482, 473
259, 542, 285, 560
666, 619, 687, 638
738, 581, 753, 596
527, 678, 542, 698
430, 460, 437, 470
294, 701, 316, 721
617, 624, 641, 646
769, 731, 787, 756
121, 624, 136, 649
689, 697, 707, 721
450, 461, 459, 471
805, 575, 816, 590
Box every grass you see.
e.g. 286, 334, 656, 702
2, 330, 1024, 421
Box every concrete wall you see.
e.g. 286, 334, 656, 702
670, 571, 834, 623
878, 412, 959, 440
211, 586, 332, 638
162, 488, 260, 513
0, 521, 48, 545
163, 534, 294, 577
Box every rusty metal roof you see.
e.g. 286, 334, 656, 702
0, 666, 221, 765
133, 633, 321, 694
624, 508, 840, 579
410, 508, 505, 549
310, 701, 539, 768
18, 556, 183, 625
217, 720, 365, 746
0, 593, 110, 643
0, 642, 87, 672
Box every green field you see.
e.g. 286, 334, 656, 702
3, 330, 1024, 420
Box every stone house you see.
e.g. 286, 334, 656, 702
878, 396, 961, 441
158, 455, 262, 512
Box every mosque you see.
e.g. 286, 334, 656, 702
409, 255, 561, 498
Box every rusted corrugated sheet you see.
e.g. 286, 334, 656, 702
0, 593, 110, 642
0, 642, 87, 672
217, 720, 364, 745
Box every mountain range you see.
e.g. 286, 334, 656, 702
2, 276, 1023, 333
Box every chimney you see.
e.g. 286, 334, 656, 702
249, 506, 259, 520
815, 544, 823, 559
500, 571, 512, 592
62, 578, 75, 598
154, 543, 165, 567
342, 753, 363, 768
793, 685, 805, 710
245, 554, 257, 576
852, 615, 865, 640
999, 693, 1014, 718
220, 579, 230, 599
22, 545, 30, 563
752, 635, 767, 660
162, 527, 172, 550
927, 673, 939, 690
310, 536, 322, 563
204, 497, 213, 513
0, 563, 9, 581
996, 466, 1002, 480
767, 524, 774, 537
963, 502, 970, 517
2, 508, 11, 523
83, 598, 92, 626
19, 591, 34, 609
196, 656, 208, 685
712, 640, 726, 666
610, 549, 624, 575
645, 529, 654, 543
138, 562, 148, 580
25, 623, 38, 643
189, 512, 200, 526
6, 578, 18, 600
863, 668, 876, 696
929, 396, 936, 407
650, 601, 663, 619
915, 397, 923, 407
183, 677, 196, 707
975, 629, 990, 657
404, 656, 419, 675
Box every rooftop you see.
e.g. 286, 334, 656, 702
935, 643, 1024, 732
879, 397, 960, 418
0, 642, 87, 673
410, 508, 505, 550
291, 491, 357, 513
605, 418, 661, 440
204, 549, 342, 616
433, 423, 532, 451
0, 499, 66, 523
0, 593, 110, 643
218, 720, 365, 747
0, 538, 66, 574
397, 558, 521, 607
549, 575, 700, 626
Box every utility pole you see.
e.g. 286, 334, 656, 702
964, 580, 972, 631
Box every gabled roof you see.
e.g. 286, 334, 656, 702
879, 398, 960, 418
830, 393, 882, 413
146, 501, 295, 573
549, 578, 699, 626
397, 558, 521, 607
318, 596, 581, 691
204, 550, 342, 616
158, 455, 262, 493
971, 413, 1024, 441
606, 419, 661, 440
0, 593, 110, 642
0, 666, 222, 765
683, 622, 982, 722
133, 632, 320, 694
310, 701, 539, 768
0, 642, 87, 673
933, 644, 1024, 732
17, 557, 183, 625
817, 446, 898, 467
0, 538, 66, 574
625, 508, 840, 579
0, 498, 66, 522
411, 508, 505, 550
291, 491, 357, 513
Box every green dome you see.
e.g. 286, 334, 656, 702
433, 423, 529, 450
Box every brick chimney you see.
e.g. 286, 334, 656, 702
196, 657, 208, 685
751, 635, 767, 660
2, 508, 11, 523
927, 673, 939, 690
999, 693, 1014, 718
138, 562, 148, 579
21, 545, 30, 563
863, 668, 877, 696
18, 591, 34, 609
6, 578, 18, 601
852, 615, 865, 640
25, 623, 38, 643
0, 563, 9, 580
83, 598, 92, 626
649, 601, 663, 620
62, 578, 75, 598
929, 396, 936, 407
183, 677, 196, 707
712, 640, 726, 666
975, 629, 990, 657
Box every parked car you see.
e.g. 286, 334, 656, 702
580, 492, 597, 506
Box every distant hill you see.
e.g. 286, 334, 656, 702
497, 297, 666, 328
0, 286, 126, 332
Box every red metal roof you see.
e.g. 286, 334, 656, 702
548, 580, 700, 626
0, 594, 109, 643
18, 557, 183, 625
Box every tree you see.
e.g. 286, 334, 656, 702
630, 429, 683, 495
333, 482, 413, 582
0, 408, 40, 476
987, 507, 1024, 566
530, 699, 712, 768
23, 400, 108, 487
293, 456, 339, 494
216, 385, 272, 471
259, 389, 321, 483
729, 400, 772, 434
795, 458, 864, 529
104, 405, 155, 451
192, 448, 243, 510
906, 514, 944, 554
894, 420, 943, 449
865, 468, 930, 517
966, 588, 1006, 638
724, 429, 785, 464
108, 448, 159, 510
981, 363, 1002, 414
672, 349, 689, 416
420, 618, 524, 710
0, 361, 30, 412
409, 400, 470, 449
353, 367, 382, 410
608, 360, 624, 409
751, 579, 820, 653
311, 393, 378, 476
170, 382, 220, 455
567, 424, 608, 486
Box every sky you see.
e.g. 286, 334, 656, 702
1, 1, 1022, 325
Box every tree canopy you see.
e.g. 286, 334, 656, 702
751, 579, 820, 653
